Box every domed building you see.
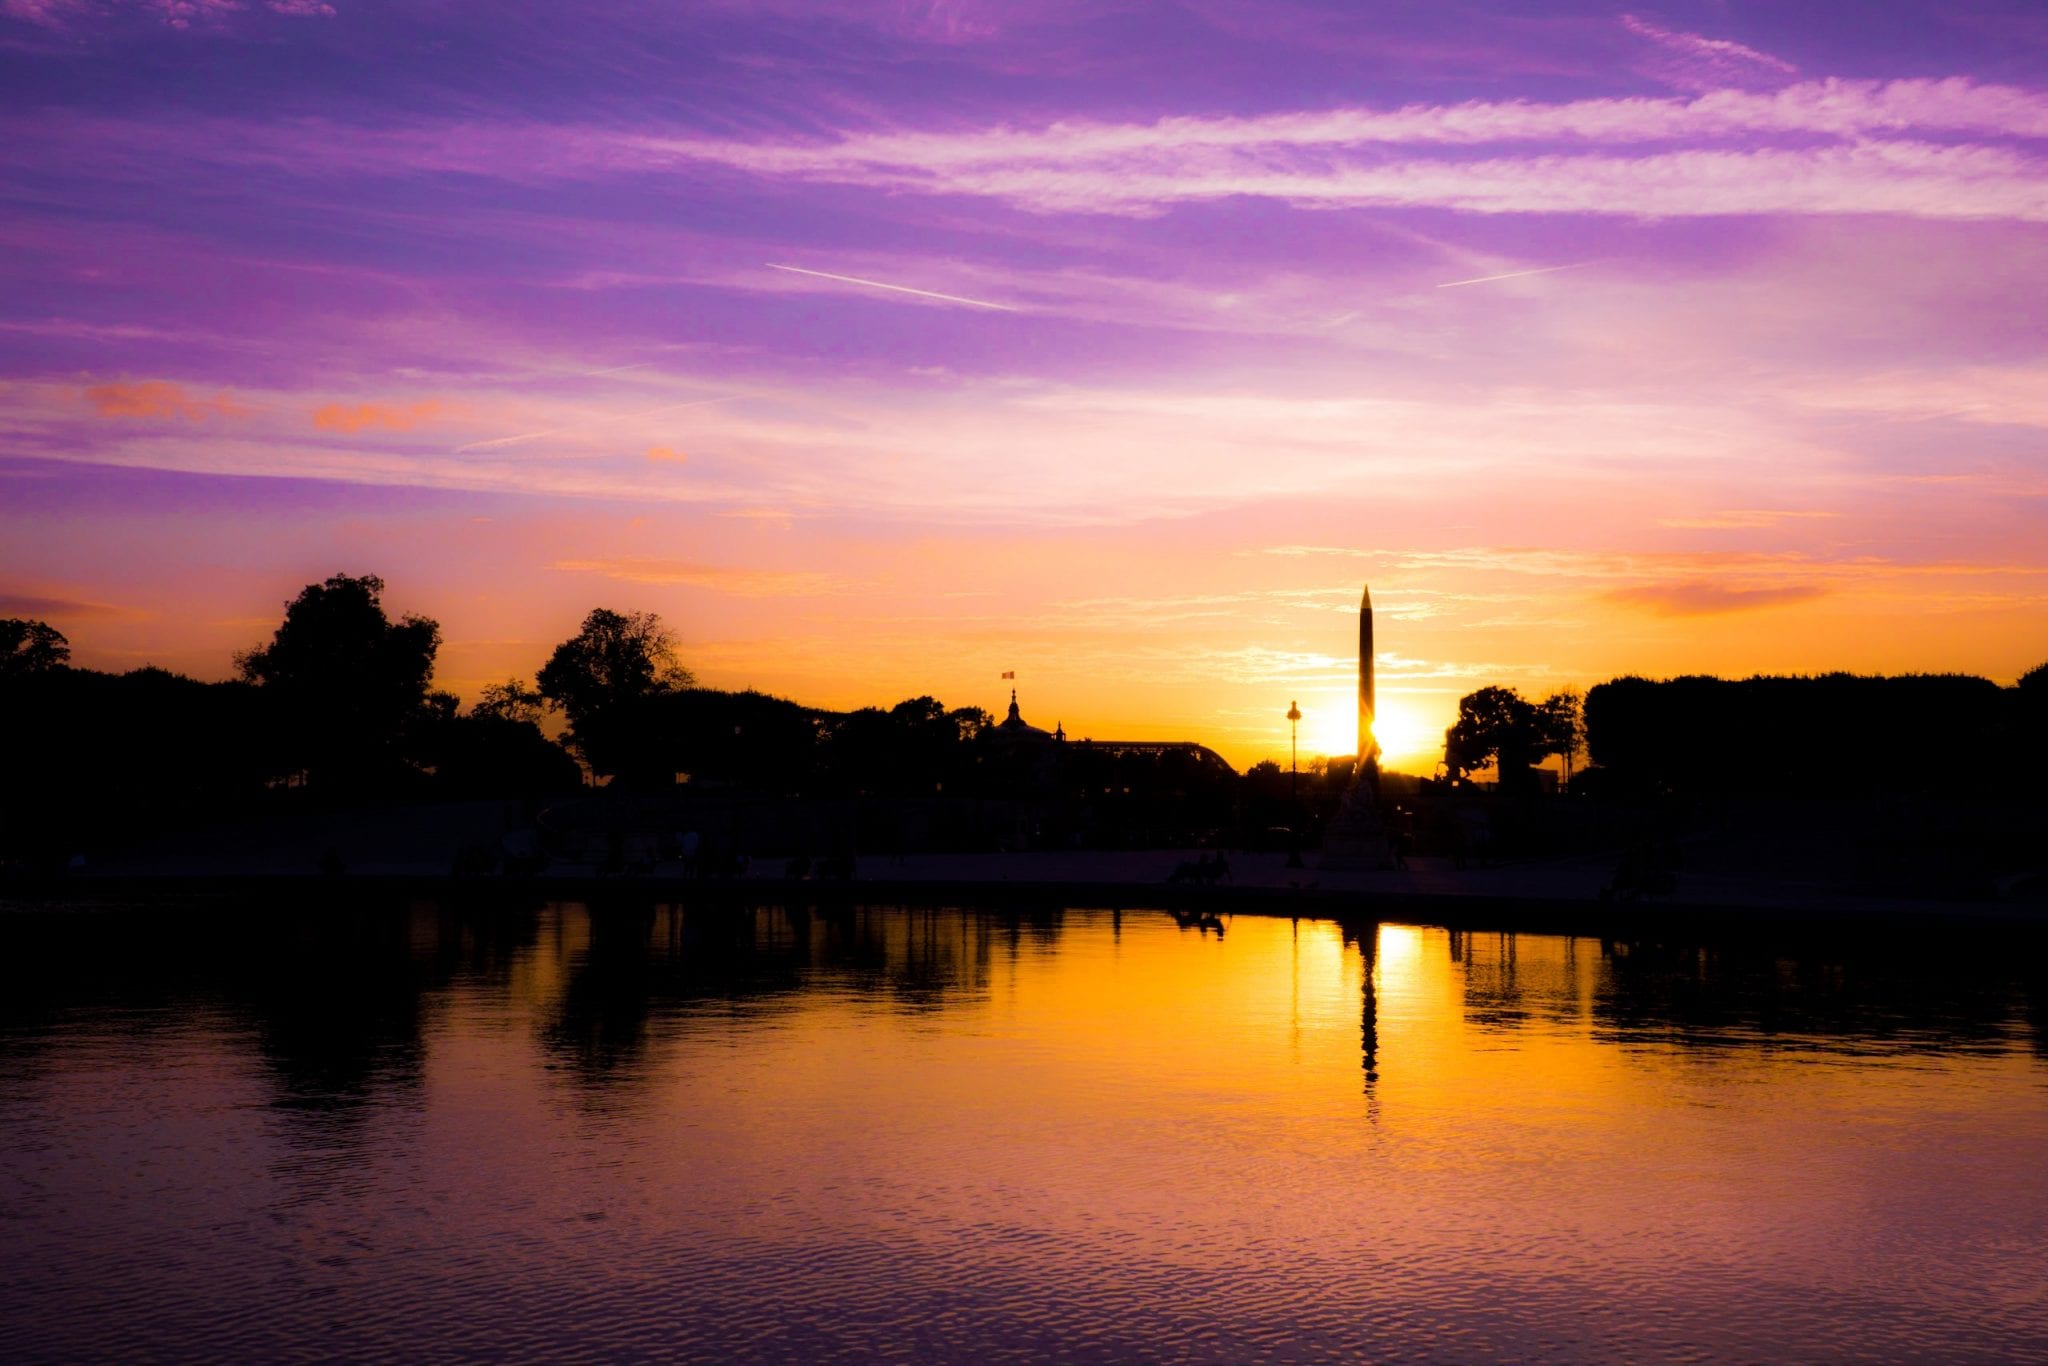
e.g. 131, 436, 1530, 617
990, 689, 1064, 747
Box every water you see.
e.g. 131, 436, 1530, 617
2, 899, 2045, 1363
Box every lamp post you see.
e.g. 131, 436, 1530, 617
1286, 700, 1303, 868
1286, 700, 1301, 800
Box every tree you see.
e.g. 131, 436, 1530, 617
0, 618, 69, 678
1443, 685, 1544, 789
237, 574, 440, 788
536, 609, 692, 779
1534, 688, 1585, 788
2019, 661, 2048, 785
473, 677, 546, 727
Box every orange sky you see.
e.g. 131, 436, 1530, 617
5, 7, 2047, 772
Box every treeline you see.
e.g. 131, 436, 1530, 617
0, 575, 1239, 864
1433, 668, 2048, 801
8, 577, 2045, 867
1583, 671, 2048, 798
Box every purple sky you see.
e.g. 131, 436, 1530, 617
4, 0, 2046, 766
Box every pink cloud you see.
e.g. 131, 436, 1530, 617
0, 0, 82, 24
1621, 14, 1797, 93
2, 0, 326, 28
554, 558, 848, 597
632, 78, 2048, 170
615, 79, 2048, 219
147, 0, 243, 29
84, 379, 249, 421
1606, 581, 1830, 616
0, 589, 145, 620
27, 77, 2048, 222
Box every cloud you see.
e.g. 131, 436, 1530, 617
1605, 581, 1830, 616
83, 380, 248, 421
0, 0, 81, 25
0, 590, 144, 620
28, 77, 2048, 225
646, 445, 688, 463
764, 262, 1021, 311
4, 0, 329, 27
702, 140, 2048, 221
1437, 262, 1595, 289
715, 506, 804, 530
1656, 509, 1841, 530
455, 395, 734, 453
151, 0, 241, 25
614, 78, 2048, 220
638, 79, 2048, 169
312, 400, 452, 433
553, 558, 849, 597
1621, 14, 1797, 93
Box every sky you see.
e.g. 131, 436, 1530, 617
3, 0, 2046, 770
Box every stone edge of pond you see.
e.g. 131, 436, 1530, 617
7, 873, 2047, 942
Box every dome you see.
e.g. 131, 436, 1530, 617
992, 688, 1054, 744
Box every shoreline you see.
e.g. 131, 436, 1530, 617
8, 868, 2045, 941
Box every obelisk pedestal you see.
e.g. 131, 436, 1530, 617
1320, 766, 1395, 870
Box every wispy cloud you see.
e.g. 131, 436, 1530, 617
455, 395, 734, 453
313, 400, 453, 433
24, 78, 2048, 223
711, 140, 2048, 220
764, 263, 1020, 311
554, 558, 850, 597
1606, 580, 1830, 616
614, 79, 2048, 219
1621, 14, 1797, 93
0, 588, 145, 620
3, 0, 330, 28
84, 380, 248, 421
1656, 509, 1841, 530
1437, 262, 1595, 289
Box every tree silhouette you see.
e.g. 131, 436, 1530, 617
1584, 672, 2009, 796
237, 574, 440, 789
537, 609, 692, 780
1444, 685, 1543, 789
1, 618, 69, 677
474, 677, 546, 726
1535, 688, 1585, 787
415, 710, 583, 797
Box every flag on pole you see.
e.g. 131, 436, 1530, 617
1001, 671, 1015, 679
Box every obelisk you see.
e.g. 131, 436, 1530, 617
1357, 582, 1377, 792
1321, 580, 1394, 869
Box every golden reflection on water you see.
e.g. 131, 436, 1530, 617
3, 901, 2047, 1364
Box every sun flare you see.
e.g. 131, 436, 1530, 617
1303, 697, 1437, 772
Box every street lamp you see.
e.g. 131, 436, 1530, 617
1286, 700, 1303, 868
1286, 700, 1301, 801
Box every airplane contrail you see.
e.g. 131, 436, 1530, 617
456, 395, 736, 453
765, 262, 1019, 312
1436, 262, 1596, 289
577, 361, 657, 377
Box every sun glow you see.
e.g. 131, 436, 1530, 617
1372, 701, 1437, 771
1302, 697, 1438, 772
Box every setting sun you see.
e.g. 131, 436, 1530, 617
1302, 694, 1439, 773
1372, 701, 1438, 772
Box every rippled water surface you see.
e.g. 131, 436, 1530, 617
3, 900, 2047, 1363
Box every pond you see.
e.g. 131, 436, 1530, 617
2, 899, 2045, 1362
